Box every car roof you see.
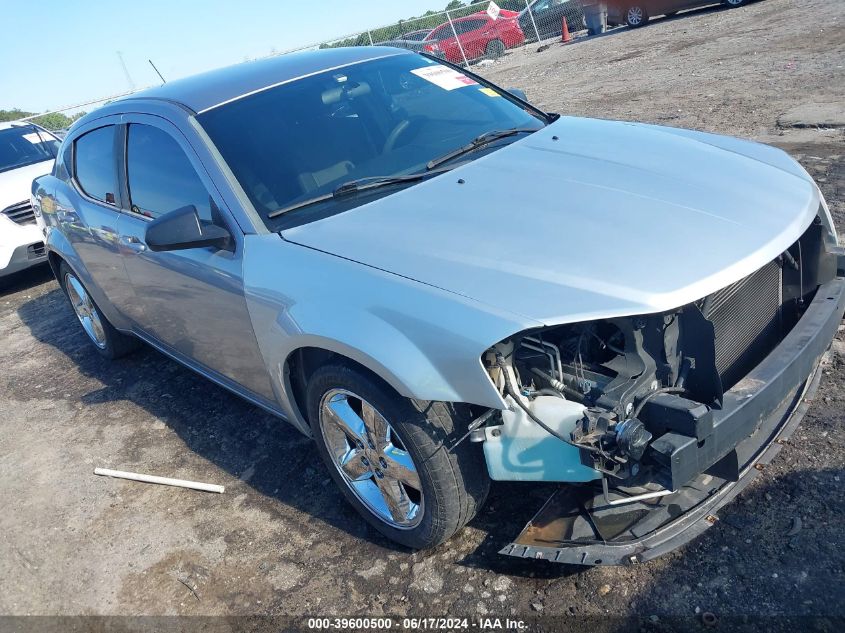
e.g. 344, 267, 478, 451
430, 12, 489, 30
119, 47, 411, 114
453, 11, 491, 22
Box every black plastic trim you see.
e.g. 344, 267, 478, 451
651, 277, 845, 489
834, 245, 845, 276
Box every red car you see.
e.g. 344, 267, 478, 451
422, 11, 525, 64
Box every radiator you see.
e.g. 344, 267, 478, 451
704, 261, 783, 390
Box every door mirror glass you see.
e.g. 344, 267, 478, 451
144, 205, 232, 252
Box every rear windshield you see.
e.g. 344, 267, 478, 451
0, 125, 58, 174
198, 54, 544, 230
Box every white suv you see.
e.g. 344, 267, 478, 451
0, 122, 59, 278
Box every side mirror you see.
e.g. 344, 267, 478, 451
507, 87, 528, 102
145, 205, 232, 252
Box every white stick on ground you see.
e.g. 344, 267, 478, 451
94, 468, 225, 493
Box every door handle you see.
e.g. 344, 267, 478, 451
119, 235, 147, 253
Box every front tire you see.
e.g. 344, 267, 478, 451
307, 363, 490, 549
58, 261, 140, 360
626, 5, 649, 27
724, 0, 747, 6
485, 39, 506, 59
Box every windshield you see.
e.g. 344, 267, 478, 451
0, 125, 58, 174
197, 54, 546, 230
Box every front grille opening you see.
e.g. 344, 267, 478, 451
2, 201, 37, 226
27, 242, 46, 259
702, 219, 826, 391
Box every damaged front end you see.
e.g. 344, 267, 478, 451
476, 216, 845, 565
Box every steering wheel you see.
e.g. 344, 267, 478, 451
383, 119, 411, 153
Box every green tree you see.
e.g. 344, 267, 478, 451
445, 0, 465, 10
0, 109, 86, 131
0, 109, 34, 123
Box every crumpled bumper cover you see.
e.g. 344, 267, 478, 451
500, 276, 845, 566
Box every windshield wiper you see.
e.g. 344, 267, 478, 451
267, 167, 453, 219
425, 128, 539, 171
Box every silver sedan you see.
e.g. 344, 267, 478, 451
32, 47, 845, 564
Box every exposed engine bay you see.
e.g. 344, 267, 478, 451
478, 215, 839, 499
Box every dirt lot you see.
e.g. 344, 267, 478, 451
1, 0, 843, 629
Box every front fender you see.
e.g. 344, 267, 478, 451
243, 234, 540, 431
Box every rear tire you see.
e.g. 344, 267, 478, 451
58, 261, 140, 360
626, 5, 649, 27
724, 0, 747, 6
307, 363, 490, 549
485, 39, 506, 59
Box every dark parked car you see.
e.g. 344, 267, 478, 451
608, 0, 750, 28
519, 0, 585, 41
377, 29, 433, 52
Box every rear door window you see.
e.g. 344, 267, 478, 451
428, 24, 449, 40
125, 124, 213, 221
74, 126, 117, 204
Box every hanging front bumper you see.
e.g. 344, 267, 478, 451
499, 276, 845, 566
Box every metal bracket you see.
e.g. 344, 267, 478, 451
601, 477, 673, 507
447, 408, 497, 453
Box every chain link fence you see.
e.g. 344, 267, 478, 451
316, 0, 586, 66
21, 1, 589, 132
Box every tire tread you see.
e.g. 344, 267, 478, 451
307, 364, 490, 549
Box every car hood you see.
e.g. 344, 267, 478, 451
282, 117, 820, 326
0, 159, 54, 210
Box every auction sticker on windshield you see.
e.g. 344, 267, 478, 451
411, 66, 478, 90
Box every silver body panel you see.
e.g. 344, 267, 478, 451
284, 117, 820, 326
114, 113, 274, 401
35, 48, 830, 444
242, 232, 537, 431
114, 47, 406, 115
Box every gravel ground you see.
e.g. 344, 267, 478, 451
1, 0, 843, 629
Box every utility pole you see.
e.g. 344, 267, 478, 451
116, 51, 135, 91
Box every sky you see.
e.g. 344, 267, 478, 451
0, 0, 442, 113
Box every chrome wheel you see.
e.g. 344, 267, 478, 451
64, 273, 107, 349
627, 6, 644, 25
726, 0, 744, 5
319, 389, 424, 529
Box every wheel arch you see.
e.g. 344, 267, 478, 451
242, 234, 535, 436
46, 249, 63, 281
263, 312, 516, 437
44, 232, 132, 332
280, 338, 450, 436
